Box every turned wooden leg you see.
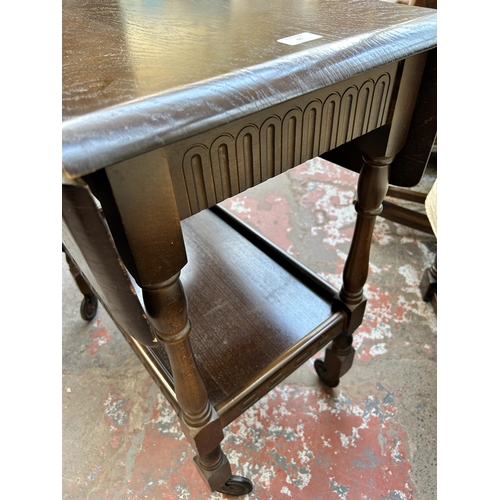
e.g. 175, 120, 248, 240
143, 274, 252, 494
142, 273, 243, 492
316, 51, 433, 388
315, 154, 391, 387
141, 272, 251, 495
83, 151, 252, 494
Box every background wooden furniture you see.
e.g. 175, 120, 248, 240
62, 0, 437, 495
379, 0, 438, 239
377, 0, 437, 235
382, 185, 434, 235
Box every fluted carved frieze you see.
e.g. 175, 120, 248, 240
167, 63, 397, 219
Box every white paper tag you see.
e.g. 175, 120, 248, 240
277, 32, 323, 46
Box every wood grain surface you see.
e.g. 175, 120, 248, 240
143, 208, 345, 424
62, 0, 437, 178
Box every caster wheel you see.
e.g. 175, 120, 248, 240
217, 475, 253, 496
314, 359, 339, 388
80, 293, 98, 321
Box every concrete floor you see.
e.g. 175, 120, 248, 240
62, 157, 437, 499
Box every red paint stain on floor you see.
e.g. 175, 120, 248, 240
290, 157, 359, 186
222, 385, 413, 499
102, 389, 130, 450
87, 319, 112, 355
105, 385, 413, 499
354, 282, 394, 361
116, 391, 200, 499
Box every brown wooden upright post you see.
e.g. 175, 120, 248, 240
315, 51, 430, 389
84, 149, 240, 493
315, 154, 391, 387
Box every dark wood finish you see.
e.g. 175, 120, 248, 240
62, 183, 157, 346
386, 186, 428, 204
380, 200, 434, 234
315, 154, 391, 386
101, 150, 187, 287
166, 64, 398, 220
63, 246, 99, 321
314, 52, 433, 387
376, 48, 437, 239
62, 0, 437, 179
320, 48, 437, 188
386, 48, 437, 187
322, 49, 437, 237
63, 246, 92, 297
342, 157, 391, 303
62, 0, 437, 494
124, 209, 345, 426
89, 152, 232, 489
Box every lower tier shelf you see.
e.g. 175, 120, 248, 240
122, 207, 346, 427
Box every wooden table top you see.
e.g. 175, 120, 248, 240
62, 0, 436, 179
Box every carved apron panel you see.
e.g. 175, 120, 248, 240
165, 62, 398, 220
